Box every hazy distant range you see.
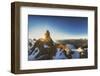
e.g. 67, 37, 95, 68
55, 39, 88, 49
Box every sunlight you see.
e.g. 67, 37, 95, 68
29, 24, 87, 41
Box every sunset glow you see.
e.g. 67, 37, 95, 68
28, 15, 88, 41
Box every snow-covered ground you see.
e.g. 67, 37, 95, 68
28, 43, 82, 60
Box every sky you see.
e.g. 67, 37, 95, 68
28, 15, 88, 41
